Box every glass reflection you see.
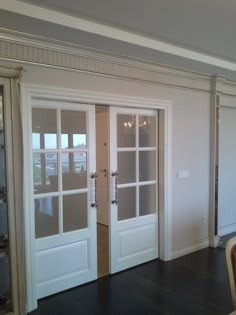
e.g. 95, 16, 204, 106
32, 108, 57, 149
118, 187, 136, 221
139, 184, 156, 216
35, 196, 59, 238
118, 151, 136, 184
62, 152, 87, 190
139, 151, 156, 182
33, 153, 58, 194
117, 114, 136, 148
61, 110, 87, 149
139, 115, 156, 147
63, 193, 87, 232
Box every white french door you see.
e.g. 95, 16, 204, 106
31, 100, 97, 298
109, 107, 158, 274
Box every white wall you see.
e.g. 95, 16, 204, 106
21, 64, 211, 257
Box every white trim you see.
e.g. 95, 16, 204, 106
0, 77, 24, 315
209, 235, 220, 248
22, 83, 172, 311
21, 87, 38, 312
0, 29, 214, 93
22, 84, 172, 108
208, 79, 218, 252
2, 0, 236, 72
1, 30, 236, 96
220, 96, 236, 108
218, 223, 236, 237
172, 238, 209, 259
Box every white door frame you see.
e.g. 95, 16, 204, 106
21, 83, 172, 313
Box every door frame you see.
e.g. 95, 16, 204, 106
21, 83, 172, 313
0, 77, 25, 315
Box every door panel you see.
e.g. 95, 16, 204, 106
31, 101, 97, 299
96, 108, 109, 226
110, 107, 158, 274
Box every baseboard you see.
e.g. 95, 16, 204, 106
209, 235, 220, 248
218, 223, 236, 236
171, 238, 209, 260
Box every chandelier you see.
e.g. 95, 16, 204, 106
123, 116, 150, 135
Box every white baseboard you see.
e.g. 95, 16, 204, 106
209, 235, 220, 248
218, 223, 236, 236
171, 238, 209, 260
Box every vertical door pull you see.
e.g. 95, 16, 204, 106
90, 173, 97, 208
111, 171, 118, 205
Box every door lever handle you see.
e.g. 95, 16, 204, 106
99, 169, 107, 173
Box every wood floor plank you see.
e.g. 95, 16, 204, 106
29, 248, 233, 315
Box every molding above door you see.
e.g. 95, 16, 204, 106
0, 28, 212, 92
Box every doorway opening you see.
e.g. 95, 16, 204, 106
22, 85, 172, 313
96, 105, 109, 277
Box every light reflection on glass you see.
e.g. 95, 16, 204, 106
32, 108, 57, 149
139, 184, 156, 216
61, 110, 87, 149
33, 153, 58, 194
35, 196, 59, 238
62, 152, 87, 190
63, 193, 87, 232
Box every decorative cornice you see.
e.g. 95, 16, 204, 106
0, 27, 235, 95
211, 76, 236, 97
221, 80, 236, 96
0, 63, 23, 78
2, 0, 236, 73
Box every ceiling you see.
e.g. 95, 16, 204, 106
1, 0, 236, 80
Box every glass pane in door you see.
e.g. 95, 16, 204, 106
139, 115, 156, 147
139, 151, 156, 181
35, 196, 59, 238
62, 152, 87, 190
33, 153, 58, 194
61, 110, 87, 149
139, 184, 156, 216
32, 108, 57, 149
118, 151, 136, 184
118, 187, 136, 221
117, 114, 136, 148
63, 193, 87, 232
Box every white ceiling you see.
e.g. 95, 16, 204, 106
20, 0, 236, 62
1, 0, 236, 80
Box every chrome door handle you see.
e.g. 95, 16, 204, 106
111, 171, 118, 205
90, 172, 97, 208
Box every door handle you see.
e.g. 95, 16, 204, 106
90, 172, 97, 208
111, 171, 118, 205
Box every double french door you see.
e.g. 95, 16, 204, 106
30, 101, 158, 299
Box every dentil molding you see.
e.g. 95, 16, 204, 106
0, 28, 236, 95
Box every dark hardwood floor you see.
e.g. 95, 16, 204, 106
29, 247, 233, 315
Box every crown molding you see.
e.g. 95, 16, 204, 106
2, 0, 236, 73
0, 28, 214, 92
1, 28, 236, 95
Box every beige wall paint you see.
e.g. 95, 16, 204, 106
21, 64, 211, 255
